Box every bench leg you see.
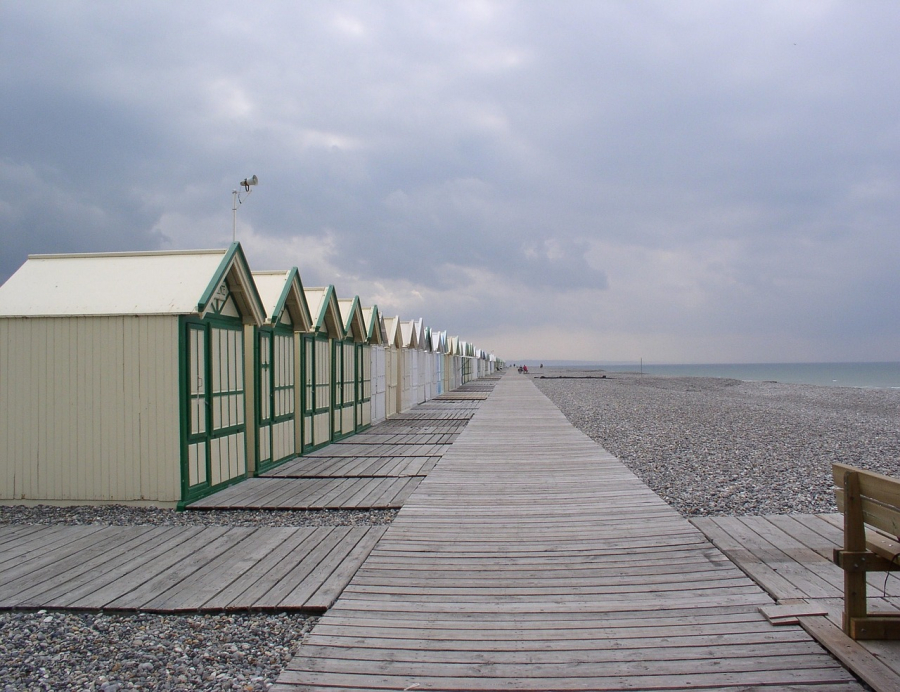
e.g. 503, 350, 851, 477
843, 471, 868, 636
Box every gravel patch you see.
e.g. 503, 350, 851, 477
534, 370, 900, 516
0, 507, 396, 689
0, 506, 398, 528
0, 610, 317, 691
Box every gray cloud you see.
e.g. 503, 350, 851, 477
2, 2, 899, 362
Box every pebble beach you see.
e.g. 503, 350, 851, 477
2, 370, 899, 689
533, 368, 900, 516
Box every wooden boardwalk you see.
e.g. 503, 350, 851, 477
189, 388, 493, 511
694, 513, 900, 691
0, 524, 385, 613
274, 374, 861, 691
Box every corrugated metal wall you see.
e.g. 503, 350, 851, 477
0, 316, 181, 504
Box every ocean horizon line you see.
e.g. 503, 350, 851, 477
515, 360, 900, 389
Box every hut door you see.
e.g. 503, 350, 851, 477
258, 331, 273, 469
184, 321, 247, 500
258, 330, 296, 472
209, 324, 246, 486
186, 324, 209, 490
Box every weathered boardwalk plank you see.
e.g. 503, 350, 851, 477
273, 373, 860, 691
186, 477, 422, 510
693, 513, 900, 689
190, 389, 486, 509
0, 525, 385, 612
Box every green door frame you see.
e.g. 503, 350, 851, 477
179, 315, 249, 506
256, 325, 297, 473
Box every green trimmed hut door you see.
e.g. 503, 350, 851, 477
333, 341, 356, 438
185, 321, 247, 499
356, 343, 371, 429
302, 335, 314, 451
258, 330, 296, 472
302, 335, 332, 452
186, 324, 208, 490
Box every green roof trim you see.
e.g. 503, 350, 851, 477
271, 267, 312, 329
311, 285, 344, 338
196, 242, 265, 325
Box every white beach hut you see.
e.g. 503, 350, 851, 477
302, 286, 344, 451
251, 268, 312, 473
416, 321, 433, 403
362, 306, 387, 425
337, 296, 369, 438
431, 330, 447, 396
446, 336, 463, 390
399, 319, 418, 412
0, 244, 265, 507
382, 316, 403, 417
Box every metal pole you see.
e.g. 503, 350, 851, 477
232, 189, 238, 242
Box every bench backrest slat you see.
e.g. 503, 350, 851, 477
833, 462, 900, 538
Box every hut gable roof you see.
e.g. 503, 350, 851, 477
0, 243, 264, 324
304, 286, 344, 338
400, 320, 418, 349
252, 268, 312, 331
361, 306, 386, 345
414, 318, 427, 351
432, 330, 447, 354
382, 316, 404, 348
337, 297, 367, 343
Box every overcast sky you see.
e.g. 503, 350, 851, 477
2, 2, 899, 363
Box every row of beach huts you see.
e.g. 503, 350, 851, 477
0, 243, 503, 507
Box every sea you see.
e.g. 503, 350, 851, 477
532, 362, 900, 389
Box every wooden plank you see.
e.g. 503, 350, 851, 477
138, 527, 288, 611
100, 527, 247, 609
305, 527, 388, 611
49, 526, 212, 609
251, 527, 354, 608
207, 528, 326, 609
5, 526, 176, 607
691, 517, 812, 601
800, 615, 900, 692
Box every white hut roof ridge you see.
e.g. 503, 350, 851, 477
0, 244, 263, 322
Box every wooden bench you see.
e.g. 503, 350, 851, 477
833, 462, 900, 639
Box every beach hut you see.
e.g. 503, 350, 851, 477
446, 336, 463, 390
251, 269, 312, 473
416, 319, 431, 403
362, 306, 387, 425
399, 320, 418, 412
431, 330, 446, 395
460, 340, 474, 383
382, 316, 403, 417
0, 244, 265, 507
419, 322, 435, 403
336, 296, 369, 438
302, 286, 343, 452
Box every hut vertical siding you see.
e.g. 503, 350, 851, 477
371, 345, 386, 424
0, 316, 181, 505
385, 346, 398, 418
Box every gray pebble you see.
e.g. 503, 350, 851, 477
0, 610, 318, 690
